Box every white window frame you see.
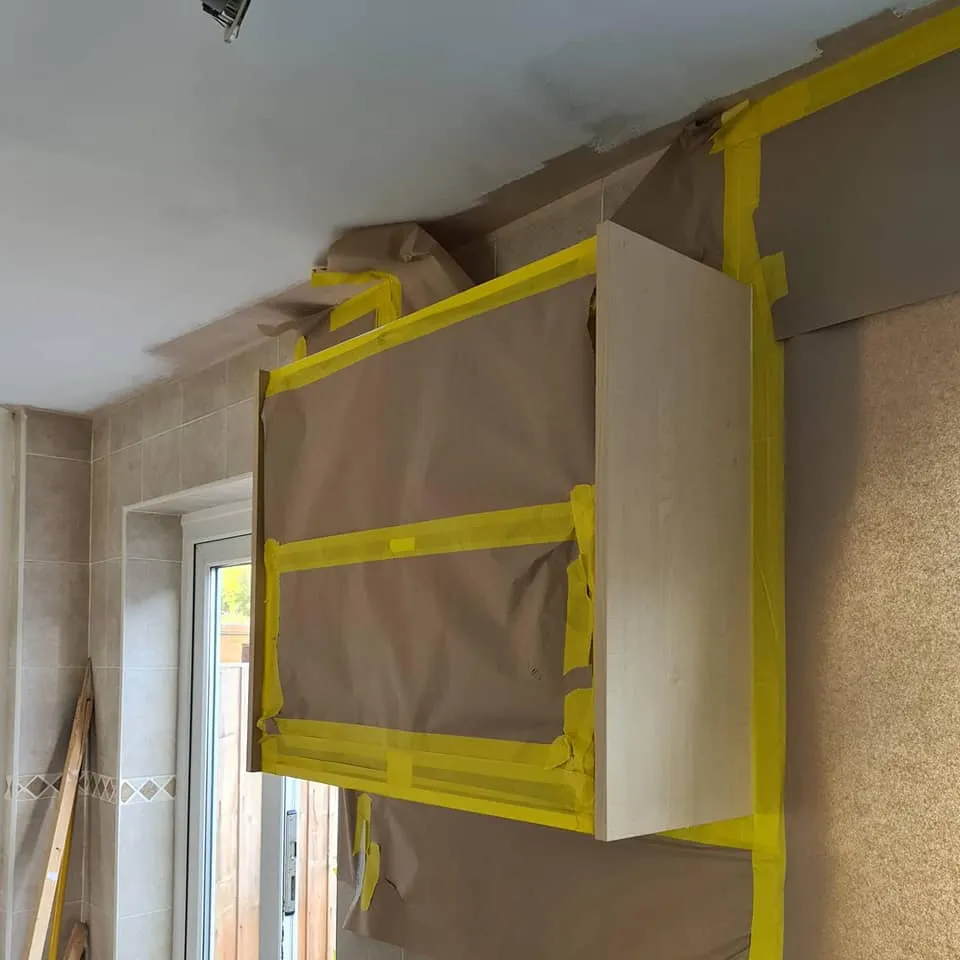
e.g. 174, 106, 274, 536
174, 502, 291, 960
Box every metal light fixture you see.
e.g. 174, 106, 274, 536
201, 0, 253, 42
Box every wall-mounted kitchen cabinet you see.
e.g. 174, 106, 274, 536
250, 221, 752, 842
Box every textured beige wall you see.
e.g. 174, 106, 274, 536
785, 292, 960, 960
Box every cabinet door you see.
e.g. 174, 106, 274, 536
595, 222, 752, 840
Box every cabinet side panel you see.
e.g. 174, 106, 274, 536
595, 222, 751, 840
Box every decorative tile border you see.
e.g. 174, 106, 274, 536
7, 772, 175, 805
85, 772, 118, 803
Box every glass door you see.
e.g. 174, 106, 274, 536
182, 534, 338, 960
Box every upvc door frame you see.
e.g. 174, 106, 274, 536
173, 502, 286, 960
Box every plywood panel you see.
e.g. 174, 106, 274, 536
594, 222, 752, 840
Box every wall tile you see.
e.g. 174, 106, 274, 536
107, 445, 142, 559
24, 456, 91, 562
495, 179, 602, 274
25, 411, 91, 461
181, 412, 226, 490
88, 905, 116, 960
126, 513, 181, 562
90, 560, 122, 668
17, 666, 85, 775
89, 796, 118, 913
182, 361, 227, 423
120, 668, 178, 778
600, 150, 664, 220
116, 802, 174, 917
142, 431, 180, 502
21, 561, 89, 667
11, 796, 84, 913
123, 561, 180, 669
11, 901, 83, 960
109, 445, 142, 512
227, 340, 279, 405
91, 668, 121, 777
140, 381, 182, 439
91, 456, 109, 563
110, 400, 142, 453
92, 412, 111, 461
226, 399, 256, 478
116, 909, 172, 960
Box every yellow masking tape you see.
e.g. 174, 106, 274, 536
723, 134, 787, 960
48, 807, 74, 960
714, 5, 960, 150
259, 487, 597, 834
271, 501, 575, 574
259, 538, 284, 732
352, 793, 381, 911
662, 816, 754, 851
293, 336, 307, 362
761, 252, 788, 306
263, 736, 594, 834
388, 536, 416, 554
268, 238, 597, 396
386, 750, 414, 788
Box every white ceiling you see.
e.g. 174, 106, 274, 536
0, 0, 929, 411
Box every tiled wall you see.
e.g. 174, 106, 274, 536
4, 411, 91, 959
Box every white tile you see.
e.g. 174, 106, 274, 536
111, 399, 143, 452
182, 362, 227, 423
123, 560, 180, 669
11, 797, 83, 914
116, 909, 173, 960
116, 802, 174, 917
21, 561, 89, 667
26, 410, 91, 460
141, 381, 183, 439
17, 666, 85, 775
89, 797, 118, 913
23, 456, 91, 562
181, 412, 226, 490
91, 667, 121, 777
126, 513, 182, 562
88, 904, 117, 960
120, 668, 178, 778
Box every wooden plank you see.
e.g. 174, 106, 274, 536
60, 922, 87, 960
23, 662, 93, 960
594, 223, 752, 841
247, 369, 269, 772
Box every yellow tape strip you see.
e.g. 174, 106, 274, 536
312, 269, 403, 329
47, 808, 74, 960
761, 252, 788, 306
259, 538, 284, 733
264, 739, 593, 833
714, 5, 960, 150
293, 336, 307, 362
269, 500, 575, 574
259, 488, 596, 833
725, 135, 787, 960
268, 238, 597, 397
352, 793, 381, 911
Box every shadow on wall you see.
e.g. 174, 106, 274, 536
783, 321, 861, 960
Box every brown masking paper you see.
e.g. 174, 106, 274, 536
341, 793, 753, 960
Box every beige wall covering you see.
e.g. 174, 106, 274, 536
784, 292, 960, 959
